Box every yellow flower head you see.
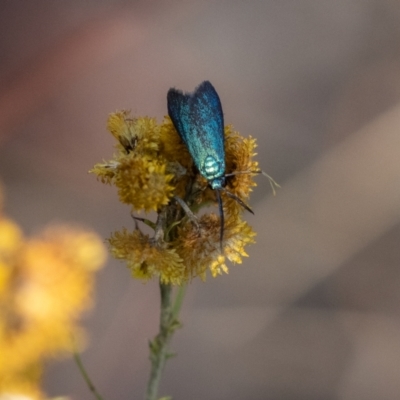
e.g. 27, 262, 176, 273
173, 213, 256, 280
92, 114, 179, 212
108, 228, 184, 285
222, 126, 259, 216
107, 112, 160, 156
159, 116, 194, 198
159, 117, 193, 172
114, 156, 175, 212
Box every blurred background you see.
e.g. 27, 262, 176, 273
1, 1, 400, 399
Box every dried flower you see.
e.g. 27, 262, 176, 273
174, 213, 256, 280
108, 228, 184, 284
91, 111, 263, 284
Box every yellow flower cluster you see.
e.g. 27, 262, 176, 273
91, 113, 176, 212
91, 111, 261, 284
0, 192, 106, 399
108, 229, 184, 285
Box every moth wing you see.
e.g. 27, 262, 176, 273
167, 81, 225, 174
167, 88, 191, 145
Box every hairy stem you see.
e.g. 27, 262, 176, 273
145, 282, 182, 400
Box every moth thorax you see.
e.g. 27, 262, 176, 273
210, 177, 225, 190
202, 155, 225, 180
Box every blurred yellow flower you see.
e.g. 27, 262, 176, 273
0, 218, 22, 265
0, 205, 106, 400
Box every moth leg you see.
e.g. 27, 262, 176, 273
131, 214, 156, 230
221, 188, 254, 215
173, 196, 200, 231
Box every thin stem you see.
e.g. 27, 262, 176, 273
146, 282, 181, 400
73, 347, 104, 400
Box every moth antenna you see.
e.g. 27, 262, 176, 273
224, 169, 281, 196
224, 170, 259, 178
215, 189, 224, 252
221, 188, 254, 215
261, 170, 281, 196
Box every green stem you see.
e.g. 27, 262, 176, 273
146, 282, 182, 400
73, 347, 104, 400
171, 285, 186, 319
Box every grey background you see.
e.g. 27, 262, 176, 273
1, 1, 400, 399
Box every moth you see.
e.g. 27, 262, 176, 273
167, 81, 260, 250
